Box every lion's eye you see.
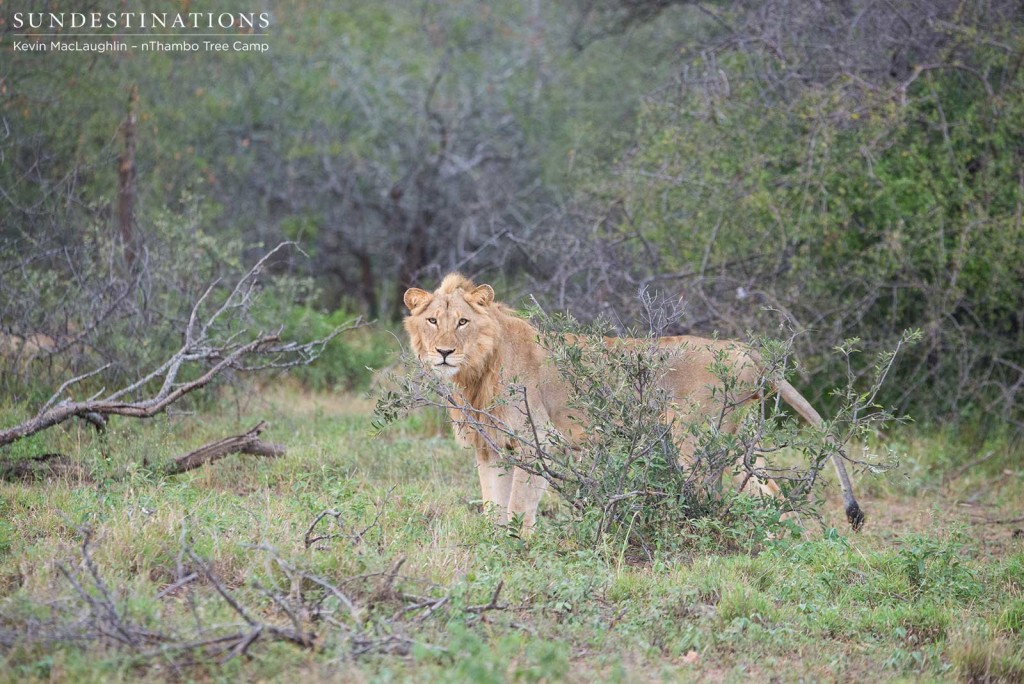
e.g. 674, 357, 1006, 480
427, 317, 437, 325
457, 318, 469, 327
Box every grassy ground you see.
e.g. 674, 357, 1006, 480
1, 384, 1022, 682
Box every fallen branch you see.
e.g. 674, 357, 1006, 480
943, 450, 996, 485
981, 514, 1024, 525
54, 528, 153, 650
164, 421, 285, 475
465, 580, 507, 615
371, 556, 407, 605
303, 509, 345, 549
184, 548, 315, 663
0, 453, 88, 481
0, 335, 277, 448
13, 529, 505, 672
155, 573, 198, 600
0, 242, 364, 450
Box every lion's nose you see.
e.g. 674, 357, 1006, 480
437, 348, 455, 361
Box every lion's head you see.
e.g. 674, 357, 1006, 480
403, 273, 499, 382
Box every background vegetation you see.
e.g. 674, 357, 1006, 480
4, 0, 1021, 426
2, 0, 1023, 680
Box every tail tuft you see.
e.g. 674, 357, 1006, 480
846, 501, 865, 531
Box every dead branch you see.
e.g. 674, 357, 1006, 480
370, 556, 407, 605
304, 509, 345, 549
394, 595, 449, 622
981, 514, 1024, 525
15, 528, 498, 672
185, 548, 256, 627
297, 569, 364, 628
185, 548, 315, 659
156, 573, 198, 600
164, 421, 285, 475
303, 484, 396, 549
0, 453, 87, 481
943, 450, 996, 485
465, 580, 507, 615
0, 242, 364, 450
54, 528, 160, 651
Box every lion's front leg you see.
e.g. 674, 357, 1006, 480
507, 466, 549, 535
475, 446, 513, 523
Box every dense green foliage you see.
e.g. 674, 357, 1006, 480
2, 3, 1022, 419
604, 26, 1024, 421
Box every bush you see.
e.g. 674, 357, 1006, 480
376, 308, 911, 550
572, 8, 1024, 431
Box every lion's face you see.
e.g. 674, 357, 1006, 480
403, 281, 497, 381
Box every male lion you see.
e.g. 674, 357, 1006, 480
404, 273, 864, 534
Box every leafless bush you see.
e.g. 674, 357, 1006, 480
0, 242, 361, 450
0, 516, 509, 672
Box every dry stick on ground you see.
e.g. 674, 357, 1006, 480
371, 556, 408, 604
248, 543, 364, 627
184, 548, 315, 662
942, 450, 996, 485
465, 580, 507, 615
164, 421, 285, 475
34, 529, 503, 669
55, 528, 145, 649
155, 573, 199, 600
982, 514, 1024, 525
0, 242, 363, 451
0, 453, 87, 481
303, 484, 397, 549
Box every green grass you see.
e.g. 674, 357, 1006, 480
1, 386, 1023, 682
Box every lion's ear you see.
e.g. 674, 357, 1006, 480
467, 284, 494, 307
403, 287, 431, 312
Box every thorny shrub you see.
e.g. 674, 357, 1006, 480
377, 307, 917, 552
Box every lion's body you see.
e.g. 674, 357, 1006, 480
404, 273, 863, 533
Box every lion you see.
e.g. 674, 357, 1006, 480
404, 273, 864, 534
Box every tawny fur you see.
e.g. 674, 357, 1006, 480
404, 274, 863, 533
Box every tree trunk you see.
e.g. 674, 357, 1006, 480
118, 84, 139, 267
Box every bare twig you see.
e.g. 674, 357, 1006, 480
39, 364, 113, 413
465, 580, 506, 615
942, 451, 996, 485
156, 572, 199, 599
186, 549, 258, 627
372, 556, 407, 603
304, 509, 345, 549
981, 514, 1024, 525
298, 570, 363, 627
31, 525, 467, 670
55, 528, 148, 649
303, 485, 395, 549
185, 548, 314, 660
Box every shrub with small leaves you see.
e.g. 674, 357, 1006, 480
377, 306, 913, 551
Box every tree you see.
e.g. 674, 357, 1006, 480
562, 0, 1024, 424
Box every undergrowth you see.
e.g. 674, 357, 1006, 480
0, 383, 1022, 682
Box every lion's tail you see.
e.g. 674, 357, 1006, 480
774, 378, 865, 531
